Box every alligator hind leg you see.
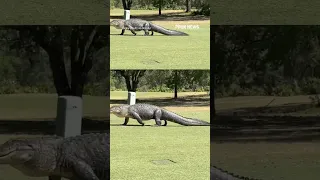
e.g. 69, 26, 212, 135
143, 30, 150, 36
152, 109, 162, 126
127, 25, 137, 35
72, 161, 100, 180
130, 112, 145, 126
143, 23, 151, 36
162, 120, 167, 126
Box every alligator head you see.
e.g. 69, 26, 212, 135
0, 138, 37, 164
110, 105, 130, 118
110, 20, 124, 29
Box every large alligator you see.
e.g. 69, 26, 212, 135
110, 103, 210, 126
110, 18, 188, 36
211, 166, 262, 180
0, 133, 109, 180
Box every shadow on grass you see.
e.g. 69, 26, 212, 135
110, 124, 188, 127
110, 11, 209, 21
212, 115, 320, 142
212, 103, 320, 142
0, 117, 109, 135
110, 94, 210, 107
218, 103, 317, 115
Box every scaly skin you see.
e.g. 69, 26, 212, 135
110, 19, 188, 36
0, 133, 109, 180
211, 166, 263, 180
110, 103, 210, 126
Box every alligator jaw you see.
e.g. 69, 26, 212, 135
0, 150, 15, 163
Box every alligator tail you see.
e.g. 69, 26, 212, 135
150, 23, 188, 36
162, 109, 210, 126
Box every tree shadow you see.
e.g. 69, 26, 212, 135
110, 11, 209, 21
110, 94, 210, 107
0, 117, 109, 135
218, 103, 316, 115
212, 103, 320, 142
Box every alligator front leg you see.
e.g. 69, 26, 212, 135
122, 117, 129, 125
120, 29, 126, 35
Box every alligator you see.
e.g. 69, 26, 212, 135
110, 103, 210, 126
110, 18, 189, 36
211, 166, 262, 180
0, 133, 109, 180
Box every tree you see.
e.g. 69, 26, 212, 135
6, 25, 109, 97
159, 0, 163, 15
116, 70, 147, 92
186, 0, 191, 12
122, 0, 133, 10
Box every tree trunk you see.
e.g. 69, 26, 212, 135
186, 0, 191, 12
122, 0, 132, 10
118, 70, 146, 92
174, 70, 178, 99
212, 72, 216, 118
159, 0, 162, 15
70, 26, 97, 97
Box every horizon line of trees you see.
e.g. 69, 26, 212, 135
213, 25, 320, 98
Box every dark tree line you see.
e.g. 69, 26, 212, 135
213, 25, 320, 98
0, 25, 109, 96
111, 70, 210, 98
112, 0, 209, 15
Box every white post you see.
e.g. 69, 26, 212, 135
127, 91, 136, 105
124, 10, 131, 20
56, 96, 83, 137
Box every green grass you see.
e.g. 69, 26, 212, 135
212, 95, 320, 179
0, 0, 108, 25
110, 9, 210, 69
110, 91, 210, 180
213, 0, 320, 25
110, 91, 209, 100
0, 93, 109, 119
211, 142, 320, 180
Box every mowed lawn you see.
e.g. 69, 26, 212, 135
213, 0, 320, 25
212, 95, 320, 180
110, 9, 210, 69
0, 93, 109, 119
0, 0, 108, 24
110, 91, 210, 180
0, 93, 109, 180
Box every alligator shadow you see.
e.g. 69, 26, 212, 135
110, 124, 190, 127
109, 33, 164, 36
0, 117, 109, 135
110, 94, 210, 107
211, 114, 320, 142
